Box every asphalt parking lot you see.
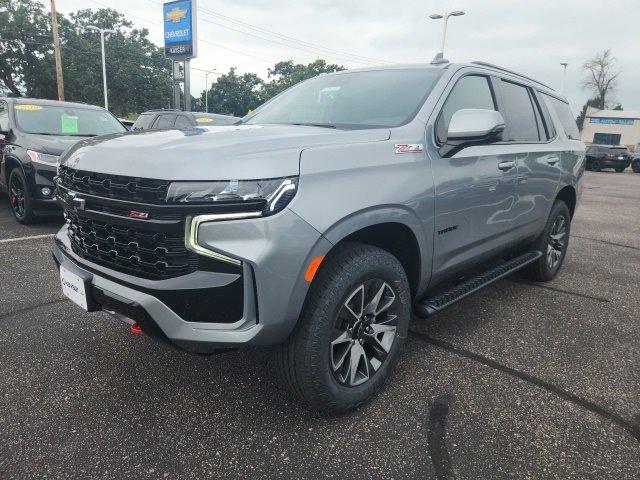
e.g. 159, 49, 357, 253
1, 171, 639, 479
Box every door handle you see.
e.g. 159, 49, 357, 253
546, 157, 559, 166
498, 161, 516, 171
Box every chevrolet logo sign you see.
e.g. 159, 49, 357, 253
165, 7, 187, 23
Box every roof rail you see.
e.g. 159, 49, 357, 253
471, 61, 554, 91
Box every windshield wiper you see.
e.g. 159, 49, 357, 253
292, 122, 337, 129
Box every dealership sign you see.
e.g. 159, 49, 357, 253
163, 0, 197, 59
589, 117, 634, 125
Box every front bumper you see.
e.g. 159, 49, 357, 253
53, 209, 330, 353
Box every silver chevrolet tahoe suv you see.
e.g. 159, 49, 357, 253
52, 61, 585, 413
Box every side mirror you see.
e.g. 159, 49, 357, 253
440, 109, 505, 157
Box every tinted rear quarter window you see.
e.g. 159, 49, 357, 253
542, 94, 580, 140
132, 113, 156, 130
500, 80, 540, 142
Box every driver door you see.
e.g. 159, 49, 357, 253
429, 74, 518, 282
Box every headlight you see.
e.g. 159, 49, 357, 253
27, 150, 60, 165
167, 177, 297, 216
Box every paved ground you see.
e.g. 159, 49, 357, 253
0, 171, 638, 479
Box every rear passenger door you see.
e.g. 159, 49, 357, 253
497, 79, 561, 239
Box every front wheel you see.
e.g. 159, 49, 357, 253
591, 160, 601, 172
632, 161, 640, 173
615, 167, 625, 173
525, 200, 571, 282
8, 169, 36, 225
277, 243, 411, 413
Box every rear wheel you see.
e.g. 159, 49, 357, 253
632, 161, 640, 173
615, 167, 625, 173
525, 200, 571, 282
591, 160, 601, 172
8, 169, 36, 225
277, 243, 411, 413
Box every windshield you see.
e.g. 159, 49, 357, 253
245, 69, 443, 129
14, 104, 126, 136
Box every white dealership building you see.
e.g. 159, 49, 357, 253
581, 107, 640, 151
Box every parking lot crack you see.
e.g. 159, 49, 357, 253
411, 331, 640, 443
573, 235, 640, 251
427, 395, 456, 480
0, 299, 67, 321
508, 279, 610, 303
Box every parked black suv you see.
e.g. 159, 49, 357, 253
0, 98, 126, 224
131, 110, 240, 131
585, 145, 632, 172
631, 153, 640, 173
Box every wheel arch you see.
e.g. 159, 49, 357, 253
555, 184, 577, 219
319, 207, 431, 299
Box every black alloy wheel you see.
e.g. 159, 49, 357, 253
330, 279, 399, 387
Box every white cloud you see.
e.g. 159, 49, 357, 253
53, 0, 640, 113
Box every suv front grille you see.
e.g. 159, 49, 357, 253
58, 165, 169, 204
66, 211, 197, 280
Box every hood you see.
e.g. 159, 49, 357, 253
61, 124, 390, 180
25, 134, 92, 157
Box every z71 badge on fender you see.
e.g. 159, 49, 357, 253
395, 144, 424, 154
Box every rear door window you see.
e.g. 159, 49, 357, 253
0, 101, 8, 131
499, 80, 540, 142
132, 113, 156, 131
542, 94, 580, 140
174, 115, 193, 129
154, 114, 176, 129
436, 75, 496, 144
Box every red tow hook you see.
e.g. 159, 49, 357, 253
130, 322, 143, 335
10, 194, 16, 205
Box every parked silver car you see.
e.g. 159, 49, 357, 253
52, 60, 585, 412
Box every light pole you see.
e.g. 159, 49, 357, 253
86, 26, 116, 110
428, 10, 465, 57
204, 68, 217, 113
560, 62, 568, 94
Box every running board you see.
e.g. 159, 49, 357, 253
414, 251, 542, 318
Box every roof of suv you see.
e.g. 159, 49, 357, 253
341, 60, 558, 98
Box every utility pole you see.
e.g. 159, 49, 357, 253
560, 62, 568, 94
86, 26, 116, 110
204, 68, 217, 113
50, 0, 65, 101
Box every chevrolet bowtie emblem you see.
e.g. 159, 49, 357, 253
165, 7, 187, 23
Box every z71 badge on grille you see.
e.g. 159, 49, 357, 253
395, 144, 424, 154
129, 210, 150, 219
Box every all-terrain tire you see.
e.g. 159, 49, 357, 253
276, 242, 411, 414
524, 200, 571, 282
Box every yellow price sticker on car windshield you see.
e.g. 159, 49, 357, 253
195, 117, 214, 123
15, 104, 43, 111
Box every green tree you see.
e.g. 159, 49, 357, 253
260, 59, 345, 102
0, 0, 53, 96
201, 68, 263, 117
0, 2, 171, 116
576, 97, 601, 131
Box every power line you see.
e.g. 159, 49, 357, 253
87, 0, 275, 64
146, 0, 390, 66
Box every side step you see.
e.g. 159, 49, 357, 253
414, 251, 542, 318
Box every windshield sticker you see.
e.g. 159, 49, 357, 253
15, 104, 43, 111
195, 117, 214, 123
61, 114, 79, 134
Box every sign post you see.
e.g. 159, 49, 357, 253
163, 0, 197, 111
